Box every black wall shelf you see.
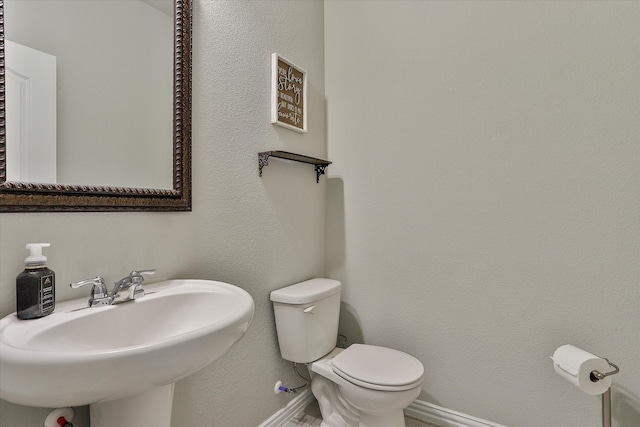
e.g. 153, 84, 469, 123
258, 151, 332, 183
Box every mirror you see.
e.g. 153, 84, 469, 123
0, 0, 192, 212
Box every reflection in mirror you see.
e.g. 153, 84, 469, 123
0, 0, 192, 211
6, 0, 173, 189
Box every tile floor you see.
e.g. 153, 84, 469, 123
284, 400, 437, 427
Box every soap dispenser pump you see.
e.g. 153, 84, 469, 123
16, 243, 56, 320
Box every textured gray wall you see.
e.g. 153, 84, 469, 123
0, 1, 326, 426
325, 1, 640, 426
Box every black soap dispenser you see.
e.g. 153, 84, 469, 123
16, 243, 56, 320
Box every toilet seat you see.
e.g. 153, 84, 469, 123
331, 344, 424, 391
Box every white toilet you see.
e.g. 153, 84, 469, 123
270, 278, 424, 427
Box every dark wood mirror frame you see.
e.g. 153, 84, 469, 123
0, 0, 192, 212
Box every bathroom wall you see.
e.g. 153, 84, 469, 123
0, 1, 325, 426
325, 1, 639, 427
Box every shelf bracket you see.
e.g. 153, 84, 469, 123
315, 165, 329, 183
258, 152, 271, 178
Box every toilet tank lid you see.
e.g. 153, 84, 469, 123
270, 278, 341, 304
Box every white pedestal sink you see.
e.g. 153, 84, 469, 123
0, 279, 254, 427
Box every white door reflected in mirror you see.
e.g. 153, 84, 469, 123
6, 40, 57, 184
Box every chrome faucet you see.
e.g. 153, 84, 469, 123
70, 276, 111, 307
70, 269, 155, 307
110, 270, 155, 304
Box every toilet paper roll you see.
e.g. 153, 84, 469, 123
551, 344, 612, 395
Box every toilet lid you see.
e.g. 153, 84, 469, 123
331, 344, 424, 391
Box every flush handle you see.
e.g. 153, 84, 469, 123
303, 306, 316, 314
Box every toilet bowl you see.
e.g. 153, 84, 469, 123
310, 346, 423, 427
270, 279, 424, 427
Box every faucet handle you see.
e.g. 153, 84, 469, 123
128, 270, 155, 287
70, 276, 107, 293
131, 269, 156, 277
128, 269, 155, 299
70, 276, 110, 306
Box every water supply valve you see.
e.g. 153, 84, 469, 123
44, 408, 74, 427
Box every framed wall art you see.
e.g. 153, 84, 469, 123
271, 53, 307, 133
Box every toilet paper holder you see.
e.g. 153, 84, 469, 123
590, 358, 620, 382
593, 357, 620, 427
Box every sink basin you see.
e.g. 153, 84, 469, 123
0, 279, 254, 408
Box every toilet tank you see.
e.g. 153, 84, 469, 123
270, 278, 342, 363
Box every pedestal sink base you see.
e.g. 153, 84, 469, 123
90, 384, 175, 427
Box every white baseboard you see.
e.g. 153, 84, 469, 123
405, 400, 507, 427
258, 389, 315, 427
257, 391, 505, 427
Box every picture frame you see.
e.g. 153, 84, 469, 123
271, 53, 307, 133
